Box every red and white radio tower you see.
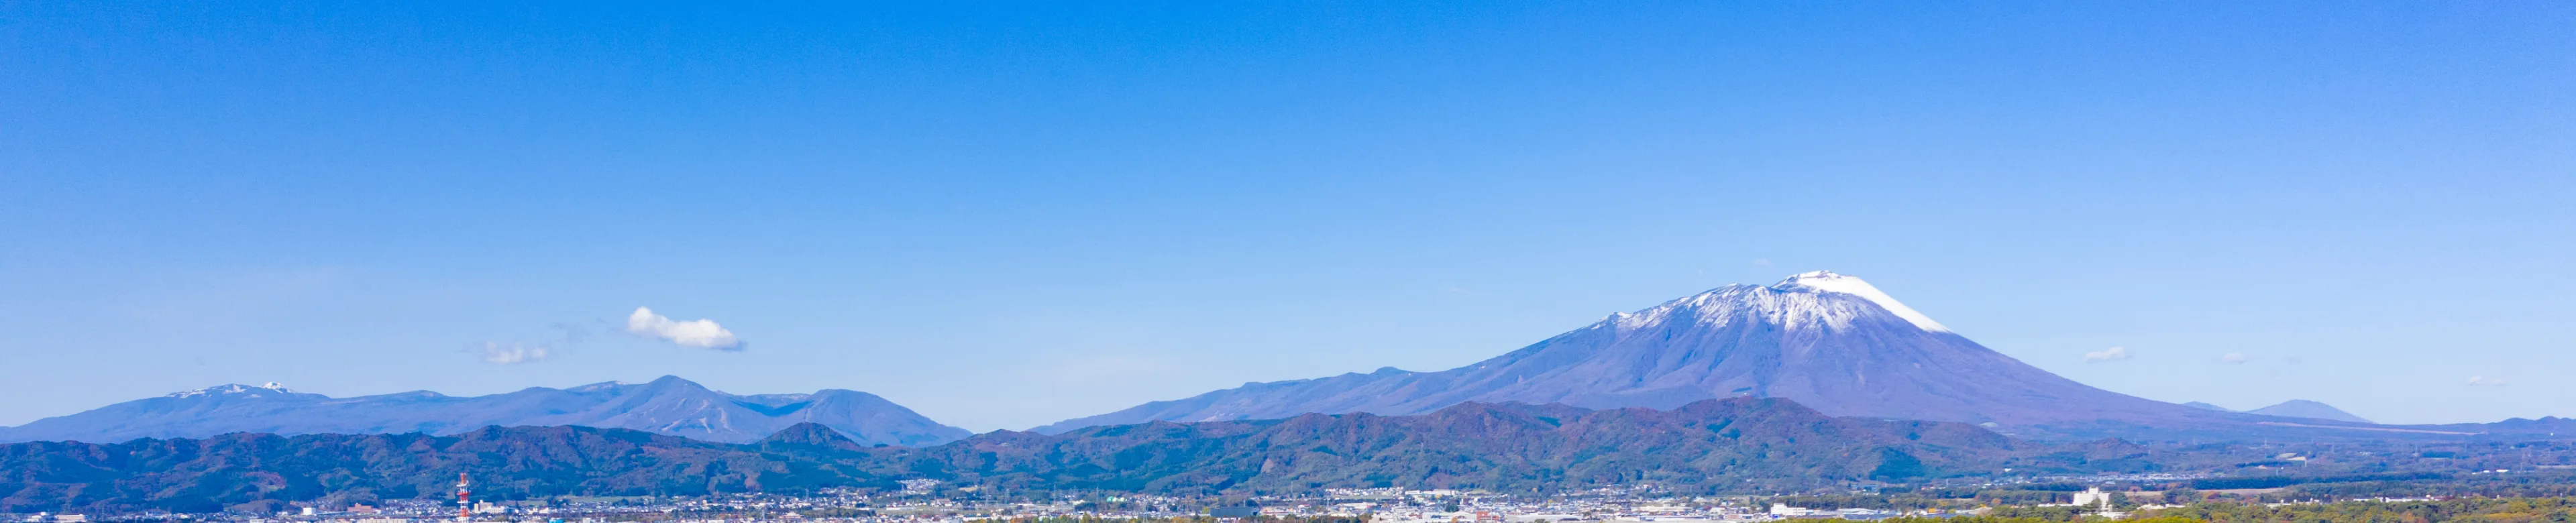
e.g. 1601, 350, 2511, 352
454, 473, 472, 520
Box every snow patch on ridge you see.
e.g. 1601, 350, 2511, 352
1774, 271, 1950, 333
165, 382, 296, 398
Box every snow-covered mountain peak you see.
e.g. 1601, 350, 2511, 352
1780, 270, 1847, 282
165, 382, 297, 398
1599, 272, 1952, 335
1770, 271, 1949, 333
566, 381, 631, 392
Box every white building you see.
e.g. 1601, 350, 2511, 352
2071, 487, 2112, 508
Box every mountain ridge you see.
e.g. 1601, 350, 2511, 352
0, 375, 969, 447
2246, 400, 2375, 424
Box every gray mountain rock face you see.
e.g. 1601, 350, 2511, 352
1037, 272, 2237, 437
0, 376, 969, 446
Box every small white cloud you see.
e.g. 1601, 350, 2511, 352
2467, 375, 2507, 387
481, 342, 551, 365
2084, 346, 2131, 363
625, 306, 743, 351
2220, 353, 2249, 364
1752, 258, 1772, 266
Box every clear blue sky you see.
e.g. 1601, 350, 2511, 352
4, 1, 2571, 430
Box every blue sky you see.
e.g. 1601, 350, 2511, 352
3, 1, 2571, 430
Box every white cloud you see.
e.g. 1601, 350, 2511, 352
2084, 346, 2131, 363
481, 342, 551, 365
2467, 375, 2507, 387
2220, 352, 2249, 364
625, 306, 743, 351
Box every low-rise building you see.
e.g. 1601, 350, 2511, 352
2072, 487, 2111, 508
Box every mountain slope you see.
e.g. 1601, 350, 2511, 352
1037, 272, 2237, 437
0, 398, 2149, 513
0, 376, 969, 447
881, 398, 2145, 495
2247, 400, 2374, 424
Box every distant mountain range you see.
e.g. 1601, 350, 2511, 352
9, 272, 2560, 449
0, 376, 968, 447
2187, 400, 2375, 424
0, 398, 2161, 514
1034, 272, 2549, 441
1041, 272, 2267, 438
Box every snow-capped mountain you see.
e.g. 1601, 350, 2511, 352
1037, 271, 2235, 437
0, 376, 970, 446
164, 382, 299, 398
